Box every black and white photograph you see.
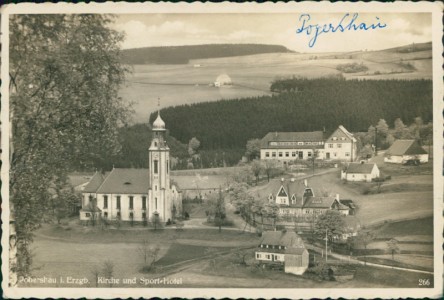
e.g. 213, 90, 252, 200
1, 2, 443, 299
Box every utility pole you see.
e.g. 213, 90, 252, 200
325, 228, 328, 262
374, 127, 378, 156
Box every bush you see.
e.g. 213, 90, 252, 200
336, 62, 368, 73
306, 261, 333, 281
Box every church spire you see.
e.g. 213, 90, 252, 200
152, 97, 166, 131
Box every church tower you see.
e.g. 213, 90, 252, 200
148, 109, 171, 222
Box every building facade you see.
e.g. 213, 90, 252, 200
341, 162, 380, 182
255, 231, 309, 275
260, 125, 357, 162
268, 179, 350, 217
80, 113, 182, 224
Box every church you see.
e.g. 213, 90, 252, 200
80, 112, 182, 224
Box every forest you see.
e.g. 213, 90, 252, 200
111, 78, 433, 170
121, 44, 292, 64
149, 77, 432, 150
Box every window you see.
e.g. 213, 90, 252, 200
153, 160, 158, 174
266, 255, 270, 259
142, 196, 147, 210
345, 152, 350, 157
167, 160, 169, 173
104, 212, 108, 218
285, 152, 289, 157
292, 151, 296, 157
256, 253, 260, 259
85, 213, 91, 217
308, 152, 312, 157
333, 137, 337, 141
265, 152, 270, 157
329, 144, 334, 148
155, 197, 158, 210
338, 143, 342, 148
142, 212, 146, 219
298, 142, 303, 145
117, 211, 121, 218
272, 152, 276, 157
103, 196, 108, 209
278, 152, 283, 157
116, 196, 121, 209
129, 196, 134, 209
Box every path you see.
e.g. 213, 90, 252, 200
307, 244, 433, 275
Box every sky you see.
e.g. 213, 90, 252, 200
111, 13, 432, 53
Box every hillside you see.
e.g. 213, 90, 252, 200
119, 42, 432, 123
121, 44, 293, 65
149, 78, 432, 151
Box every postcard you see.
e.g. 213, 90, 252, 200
1, 1, 443, 299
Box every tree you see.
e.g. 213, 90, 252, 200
188, 137, 201, 168
314, 210, 346, 243
101, 260, 115, 287
393, 118, 411, 139
264, 202, 279, 231
353, 230, 375, 265
231, 248, 251, 266
263, 159, 279, 182
9, 15, 131, 276
386, 238, 400, 265
245, 138, 261, 161
90, 265, 101, 287
250, 160, 263, 185
206, 189, 226, 233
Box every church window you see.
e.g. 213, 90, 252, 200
155, 197, 158, 210
104, 212, 108, 218
155, 185, 157, 191
129, 196, 134, 209
142, 212, 146, 219
116, 196, 121, 209
167, 160, 169, 174
154, 160, 159, 174
142, 196, 147, 210
103, 196, 108, 209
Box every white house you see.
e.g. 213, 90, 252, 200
255, 230, 309, 275
260, 131, 325, 162
80, 112, 182, 224
324, 125, 358, 161
341, 162, 380, 182
260, 125, 357, 163
384, 140, 429, 164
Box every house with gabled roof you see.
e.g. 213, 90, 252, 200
267, 179, 350, 217
80, 112, 182, 224
384, 139, 429, 164
255, 230, 309, 275
341, 162, 380, 182
324, 125, 357, 161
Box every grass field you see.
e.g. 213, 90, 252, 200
120, 48, 432, 123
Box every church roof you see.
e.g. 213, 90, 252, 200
83, 172, 107, 193
385, 140, 427, 156
96, 168, 150, 194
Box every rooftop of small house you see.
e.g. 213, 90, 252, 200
344, 162, 377, 174
259, 230, 305, 248
386, 139, 428, 156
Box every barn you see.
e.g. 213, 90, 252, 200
384, 140, 428, 164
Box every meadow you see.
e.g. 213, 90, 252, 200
119, 47, 432, 123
